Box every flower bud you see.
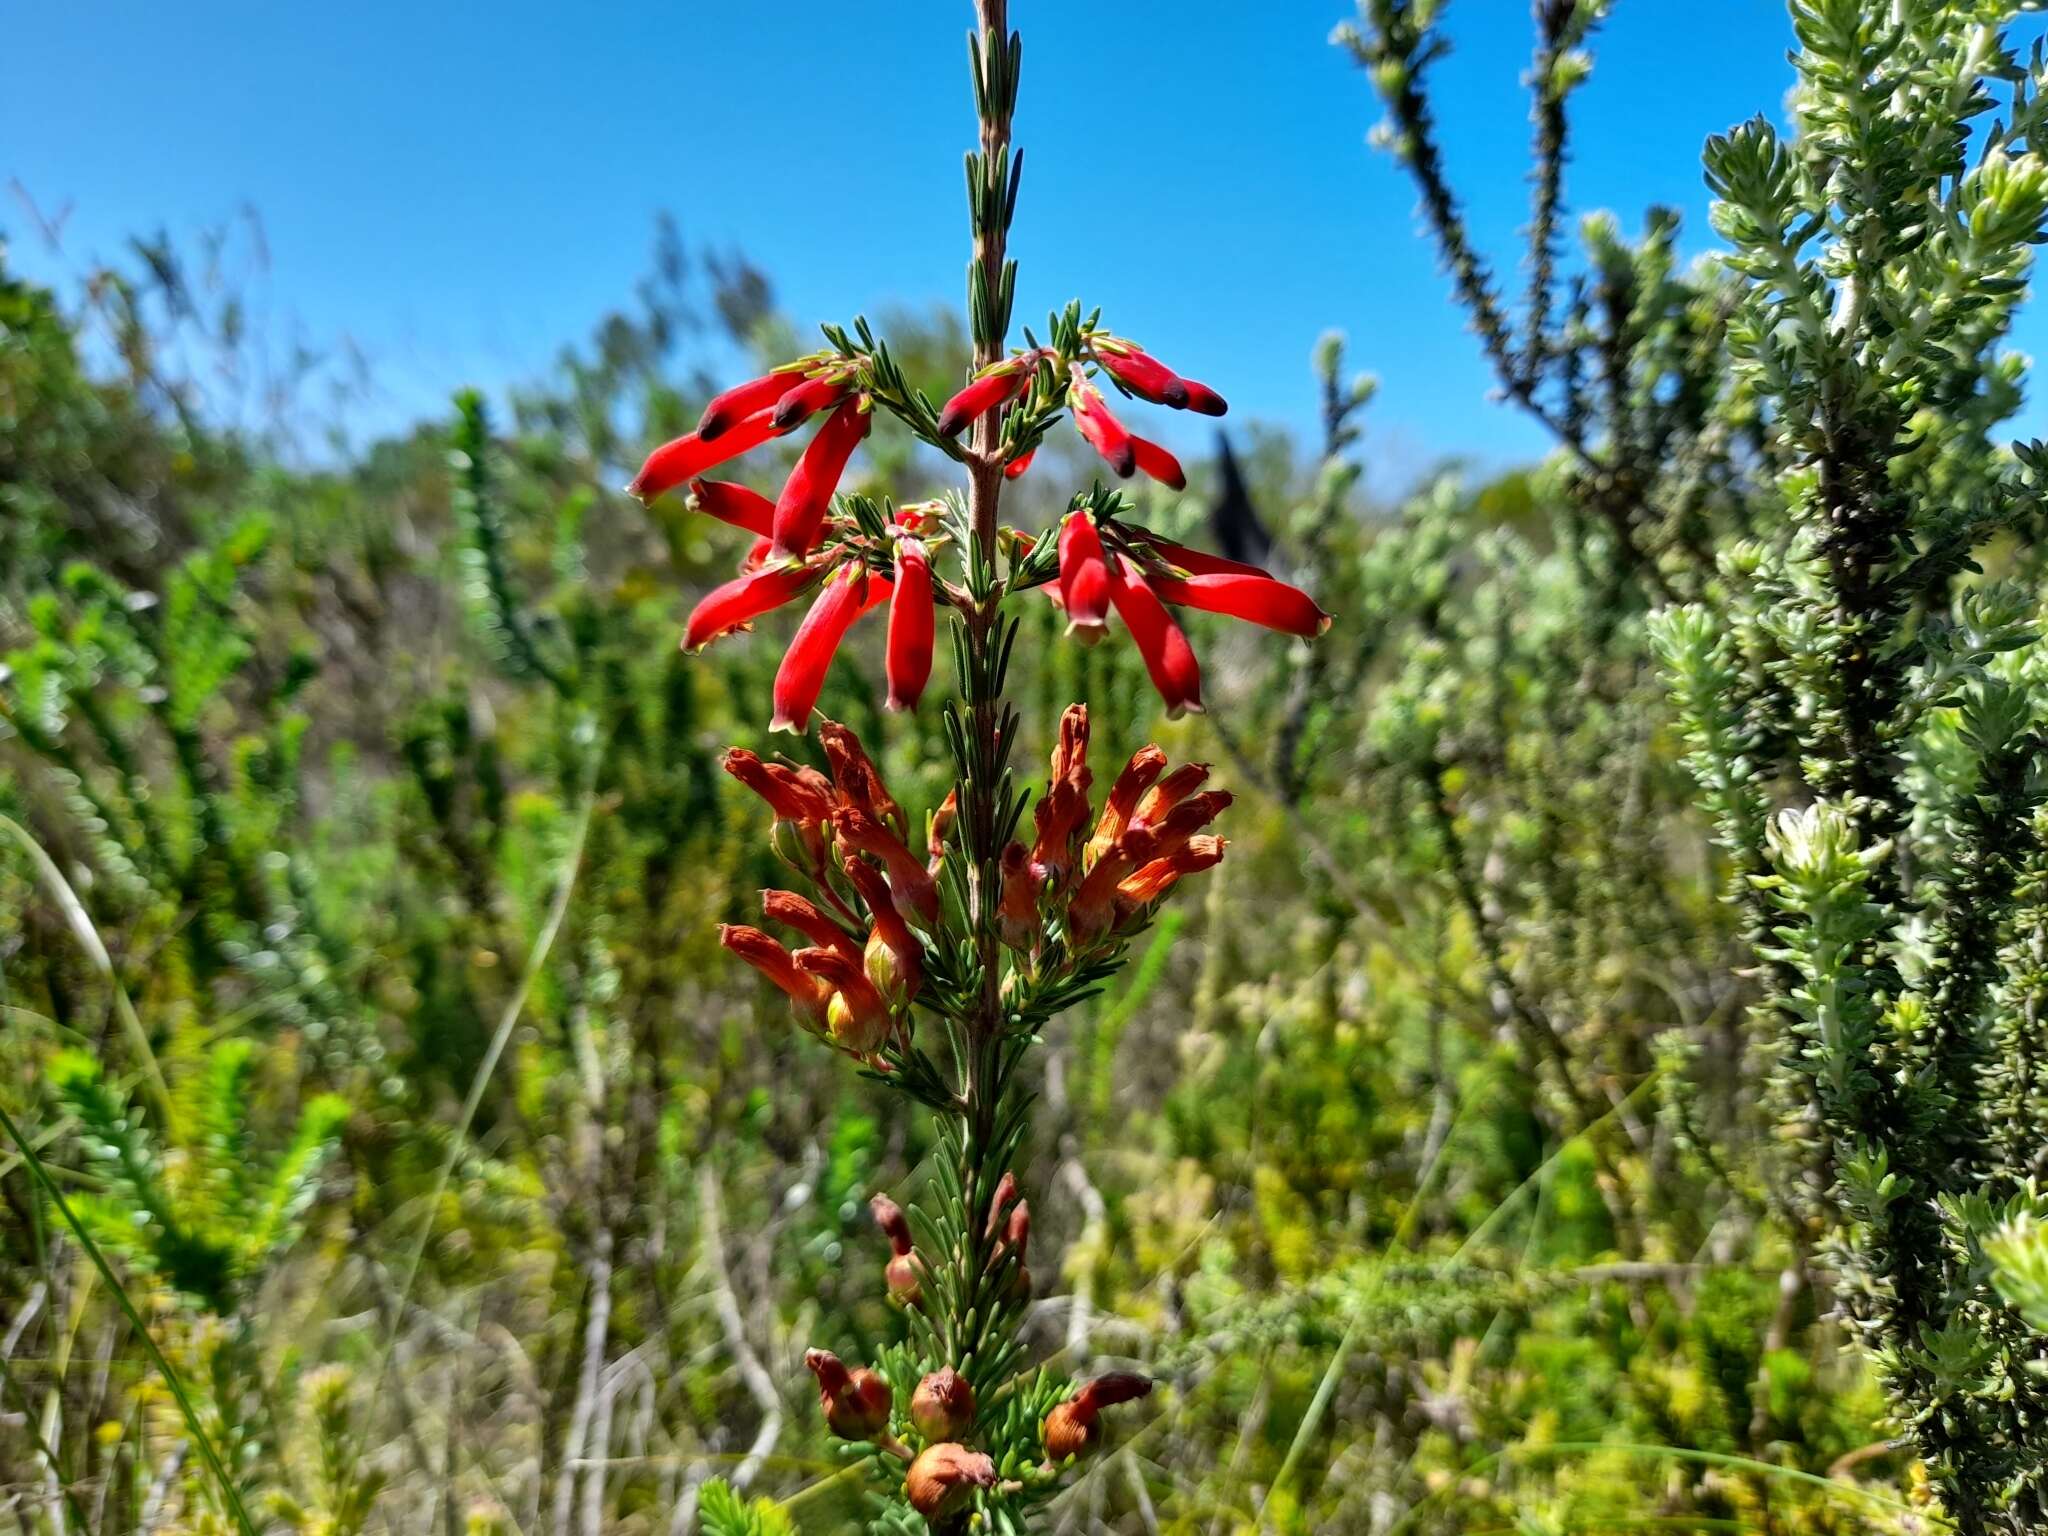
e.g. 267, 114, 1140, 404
1003, 1200, 1032, 1300
909, 1368, 976, 1442
985, 1171, 1020, 1238
804, 1349, 892, 1441
885, 1249, 925, 1308
903, 1443, 995, 1520
871, 1193, 925, 1306
871, 1192, 912, 1248
1040, 1399, 1092, 1461
1041, 1372, 1151, 1462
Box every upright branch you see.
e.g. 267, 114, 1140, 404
624, 5, 1329, 1528
1338, 0, 1714, 605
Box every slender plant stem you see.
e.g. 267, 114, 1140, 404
949, 0, 1019, 1382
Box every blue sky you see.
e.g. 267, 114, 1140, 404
9, 2, 2027, 485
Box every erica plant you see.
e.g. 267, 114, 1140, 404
626, 4, 1326, 1530
1653, 4, 2048, 1526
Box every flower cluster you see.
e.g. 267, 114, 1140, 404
1040, 511, 1329, 718
716, 722, 937, 1060
999, 704, 1230, 958
627, 330, 1326, 726
935, 332, 1225, 490
801, 1175, 1148, 1520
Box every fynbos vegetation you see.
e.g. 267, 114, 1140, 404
7, 2, 2048, 1534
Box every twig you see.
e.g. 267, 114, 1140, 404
698, 1168, 782, 1493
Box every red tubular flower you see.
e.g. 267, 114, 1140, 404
1093, 342, 1189, 408
818, 720, 906, 834
1119, 834, 1226, 907
1106, 556, 1204, 717
997, 841, 1041, 951
631, 410, 790, 503
1087, 745, 1168, 867
687, 479, 775, 536
771, 566, 890, 734
1070, 375, 1136, 477
1058, 513, 1113, 639
886, 536, 935, 713
937, 360, 1032, 438
1129, 435, 1187, 490
761, 889, 863, 964
1135, 536, 1269, 578
1132, 761, 1211, 832
1144, 789, 1233, 859
1140, 536, 1332, 636
842, 855, 923, 1003
718, 924, 832, 1026
795, 947, 894, 1055
1005, 447, 1035, 479
700, 371, 802, 440
772, 372, 853, 431
770, 398, 870, 561
1068, 828, 1156, 940
833, 807, 941, 926
1180, 378, 1229, 416
1031, 704, 1093, 884
803, 1349, 893, 1441
723, 749, 833, 824
1154, 568, 1330, 637
684, 560, 821, 653
1049, 699, 1091, 780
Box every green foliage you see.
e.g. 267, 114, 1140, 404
697, 1479, 796, 1536
1650, 5, 2048, 1527
47, 1042, 346, 1310
6, 3, 2048, 1532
